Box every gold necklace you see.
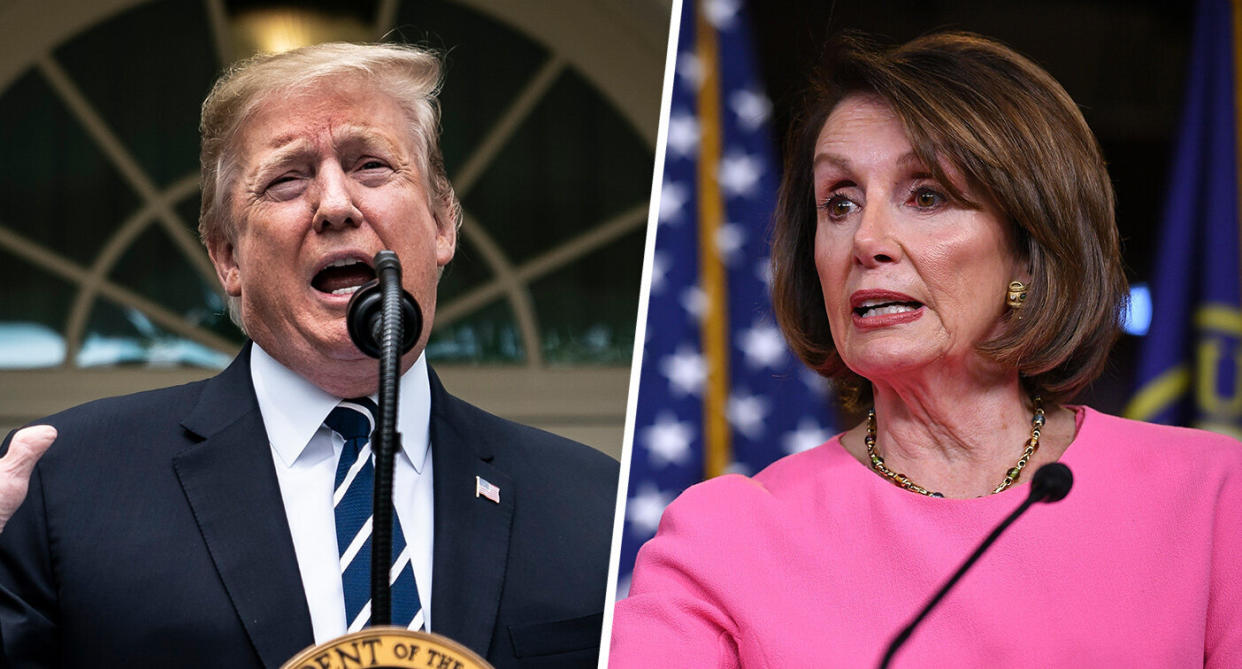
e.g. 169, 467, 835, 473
864, 396, 1045, 498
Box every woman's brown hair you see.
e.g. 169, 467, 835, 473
770, 32, 1128, 407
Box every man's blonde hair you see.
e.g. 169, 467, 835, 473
198, 41, 462, 251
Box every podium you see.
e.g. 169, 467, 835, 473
282, 628, 491, 669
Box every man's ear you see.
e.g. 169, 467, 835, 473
207, 235, 243, 297
435, 220, 457, 268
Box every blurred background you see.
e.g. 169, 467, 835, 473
0, 0, 673, 457
619, 0, 1240, 595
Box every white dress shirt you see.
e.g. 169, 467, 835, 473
250, 344, 434, 643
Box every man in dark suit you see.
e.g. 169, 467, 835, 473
0, 42, 618, 668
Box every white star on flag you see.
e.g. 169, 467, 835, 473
730, 88, 772, 130
626, 484, 674, 535
800, 368, 832, 396
717, 152, 763, 198
659, 181, 689, 223
715, 222, 745, 263
660, 346, 707, 396
782, 418, 833, 455
754, 257, 773, 288
649, 252, 669, 294
680, 285, 707, 321
666, 112, 700, 158
642, 412, 696, 467
739, 322, 786, 369
727, 391, 769, 439
703, 0, 741, 29
677, 52, 705, 89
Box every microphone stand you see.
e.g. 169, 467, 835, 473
879, 463, 1073, 668
370, 253, 403, 626
286, 251, 492, 668
879, 497, 1033, 668
346, 250, 421, 627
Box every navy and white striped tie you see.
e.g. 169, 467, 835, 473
325, 398, 425, 632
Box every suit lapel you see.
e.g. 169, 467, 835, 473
428, 368, 515, 655
175, 344, 315, 667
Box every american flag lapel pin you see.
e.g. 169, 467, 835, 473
475, 475, 500, 504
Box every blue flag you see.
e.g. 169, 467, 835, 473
618, 0, 837, 594
1126, 0, 1242, 438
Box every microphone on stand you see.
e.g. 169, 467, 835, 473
346, 250, 422, 627
346, 252, 422, 358
879, 463, 1073, 669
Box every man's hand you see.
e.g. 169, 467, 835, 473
0, 425, 56, 533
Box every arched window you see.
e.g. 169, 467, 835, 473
0, 0, 669, 455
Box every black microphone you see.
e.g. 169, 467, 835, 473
346, 251, 422, 359
344, 250, 423, 628
879, 463, 1073, 668
1028, 461, 1073, 503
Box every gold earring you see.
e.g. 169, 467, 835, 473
1006, 281, 1028, 310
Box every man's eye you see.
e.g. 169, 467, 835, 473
264, 175, 304, 200
358, 159, 388, 171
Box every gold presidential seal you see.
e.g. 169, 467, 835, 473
281, 627, 493, 669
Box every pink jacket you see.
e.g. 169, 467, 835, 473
612, 408, 1242, 667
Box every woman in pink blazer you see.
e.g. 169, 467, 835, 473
611, 32, 1242, 668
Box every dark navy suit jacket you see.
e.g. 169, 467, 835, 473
0, 345, 618, 667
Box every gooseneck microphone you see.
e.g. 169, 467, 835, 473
346, 252, 422, 359
345, 250, 423, 627
1027, 461, 1073, 503
879, 463, 1073, 668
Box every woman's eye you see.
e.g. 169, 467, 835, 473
912, 187, 946, 209
358, 159, 388, 171
820, 194, 858, 219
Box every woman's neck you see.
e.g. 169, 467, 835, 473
844, 370, 1075, 498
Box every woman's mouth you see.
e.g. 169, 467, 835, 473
853, 300, 923, 318
849, 291, 926, 328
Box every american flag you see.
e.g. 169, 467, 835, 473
618, 0, 837, 595
1125, 0, 1242, 439
475, 476, 500, 504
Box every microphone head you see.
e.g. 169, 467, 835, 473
345, 279, 423, 358
1028, 462, 1073, 503
373, 250, 401, 274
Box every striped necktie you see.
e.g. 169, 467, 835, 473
325, 398, 425, 632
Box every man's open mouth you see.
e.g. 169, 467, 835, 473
311, 258, 376, 296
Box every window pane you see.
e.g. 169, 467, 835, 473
0, 70, 140, 266
79, 300, 230, 369
427, 298, 524, 363
468, 69, 654, 265
530, 228, 643, 365
55, 0, 217, 188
